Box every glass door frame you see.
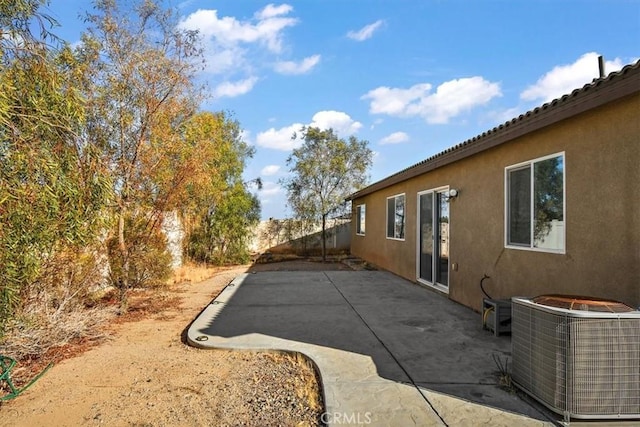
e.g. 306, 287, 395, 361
416, 186, 451, 294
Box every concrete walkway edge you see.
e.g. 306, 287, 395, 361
187, 274, 446, 427
187, 272, 553, 427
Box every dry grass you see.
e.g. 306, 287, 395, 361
1, 307, 115, 360
1, 262, 222, 376
1, 259, 329, 417
1, 265, 325, 426
0, 280, 193, 399
169, 262, 232, 284
493, 354, 513, 391
109, 289, 182, 323
0, 302, 117, 399
289, 352, 324, 413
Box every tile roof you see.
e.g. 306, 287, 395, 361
348, 59, 640, 201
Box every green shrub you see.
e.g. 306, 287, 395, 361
106, 213, 172, 312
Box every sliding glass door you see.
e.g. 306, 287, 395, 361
418, 189, 450, 291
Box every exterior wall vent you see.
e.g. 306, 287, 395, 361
511, 296, 640, 422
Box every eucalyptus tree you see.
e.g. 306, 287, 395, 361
180, 111, 261, 265
77, 0, 206, 311
187, 182, 261, 265
0, 0, 109, 331
282, 127, 373, 261
77, 0, 265, 310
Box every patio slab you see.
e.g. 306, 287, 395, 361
187, 270, 555, 426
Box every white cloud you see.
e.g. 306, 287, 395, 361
370, 118, 384, 130
256, 4, 293, 20
213, 77, 259, 98
179, 6, 297, 51
256, 111, 362, 151
202, 45, 247, 75
261, 181, 283, 196
363, 83, 432, 116
178, 4, 298, 78
520, 52, 624, 103
362, 77, 501, 124
178, 0, 196, 10
261, 165, 281, 176
347, 20, 384, 41
274, 54, 321, 75
256, 123, 304, 150
380, 131, 409, 145
310, 111, 362, 135
240, 129, 252, 145
489, 107, 525, 125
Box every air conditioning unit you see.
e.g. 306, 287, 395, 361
511, 296, 640, 422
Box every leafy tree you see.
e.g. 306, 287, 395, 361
0, 0, 262, 326
182, 112, 261, 265
0, 1, 109, 333
187, 183, 260, 265
282, 127, 373, 261
0, 0, 58, 64
106, 213, 172, 290
175, 111, 256, 218
77, 0, 204, 312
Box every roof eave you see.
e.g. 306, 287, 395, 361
347, 61, 640, 201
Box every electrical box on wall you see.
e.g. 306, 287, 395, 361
482, 298, 512, 336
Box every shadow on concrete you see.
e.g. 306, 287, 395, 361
194, 270, 554, 423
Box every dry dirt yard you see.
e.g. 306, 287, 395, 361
0, 260, 351, 426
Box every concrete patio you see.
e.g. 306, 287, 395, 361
187, 269, 557, 426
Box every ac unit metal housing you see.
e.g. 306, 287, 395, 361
511, 297, 640, 422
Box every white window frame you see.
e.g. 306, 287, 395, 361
386, 193, 406, 241
356, 204, 366, 236
504, 152, 566, 254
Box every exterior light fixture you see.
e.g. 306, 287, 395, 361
448, 188, 459, 199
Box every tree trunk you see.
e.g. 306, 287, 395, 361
117, 204, 129, 314
321, 213, 327, 262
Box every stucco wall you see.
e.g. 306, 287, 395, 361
352, 93, 640, 311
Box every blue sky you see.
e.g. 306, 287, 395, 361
46, 0, 639, 219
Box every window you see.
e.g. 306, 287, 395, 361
506, 153, 565, 252
356, 204, 366, 235
386, 194, 405, 240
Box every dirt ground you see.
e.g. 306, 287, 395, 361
0, 260, 351, 427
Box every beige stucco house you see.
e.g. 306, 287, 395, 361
348, 60, 640, 312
